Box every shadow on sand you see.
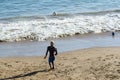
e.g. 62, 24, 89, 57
0, 69, 48, 80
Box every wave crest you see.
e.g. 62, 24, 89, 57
0, 12, 120, 42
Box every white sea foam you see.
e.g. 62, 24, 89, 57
0, 13, 120, 42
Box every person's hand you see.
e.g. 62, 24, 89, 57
44, 56, 46, 59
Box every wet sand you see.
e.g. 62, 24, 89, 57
0, 47, 120, 80
0, 32, 120, 57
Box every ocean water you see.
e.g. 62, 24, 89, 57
0, 0, 120, 42
1, 32, 120, 57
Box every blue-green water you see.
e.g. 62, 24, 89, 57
0, 0, 120, 42
0, 0, 120, 57
0, 0, 120, 18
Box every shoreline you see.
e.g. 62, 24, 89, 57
0, 31, 120, 57
0, 47, 120, 80
0, 31, 119, 43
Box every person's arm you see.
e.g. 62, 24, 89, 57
55, 48, 57, 55
44, 47, 49, 59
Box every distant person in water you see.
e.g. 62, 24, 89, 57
44, 41, 58, 70
52, 12, 57, 16
112, 31, 115, 38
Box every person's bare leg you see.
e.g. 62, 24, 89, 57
49, 62, 52, 69
52, 62, 54, 69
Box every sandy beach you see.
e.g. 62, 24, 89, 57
1, 0, 120, 80
0, 47, 120, 80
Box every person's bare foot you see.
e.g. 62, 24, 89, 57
51, 67, 55, 70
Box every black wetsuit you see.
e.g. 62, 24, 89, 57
47, 46, 57, 62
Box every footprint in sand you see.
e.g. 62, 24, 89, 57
15, 61, 20, 63
117, 70, 120, 73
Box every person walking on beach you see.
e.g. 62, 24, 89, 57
44, 41, 58, 70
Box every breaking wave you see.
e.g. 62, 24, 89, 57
0, 10, 120, 42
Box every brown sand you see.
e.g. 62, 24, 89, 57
0, 47, 120, 80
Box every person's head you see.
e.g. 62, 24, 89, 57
50, 40, 54, 46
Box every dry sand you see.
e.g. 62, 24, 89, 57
0, 47, 120, 80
